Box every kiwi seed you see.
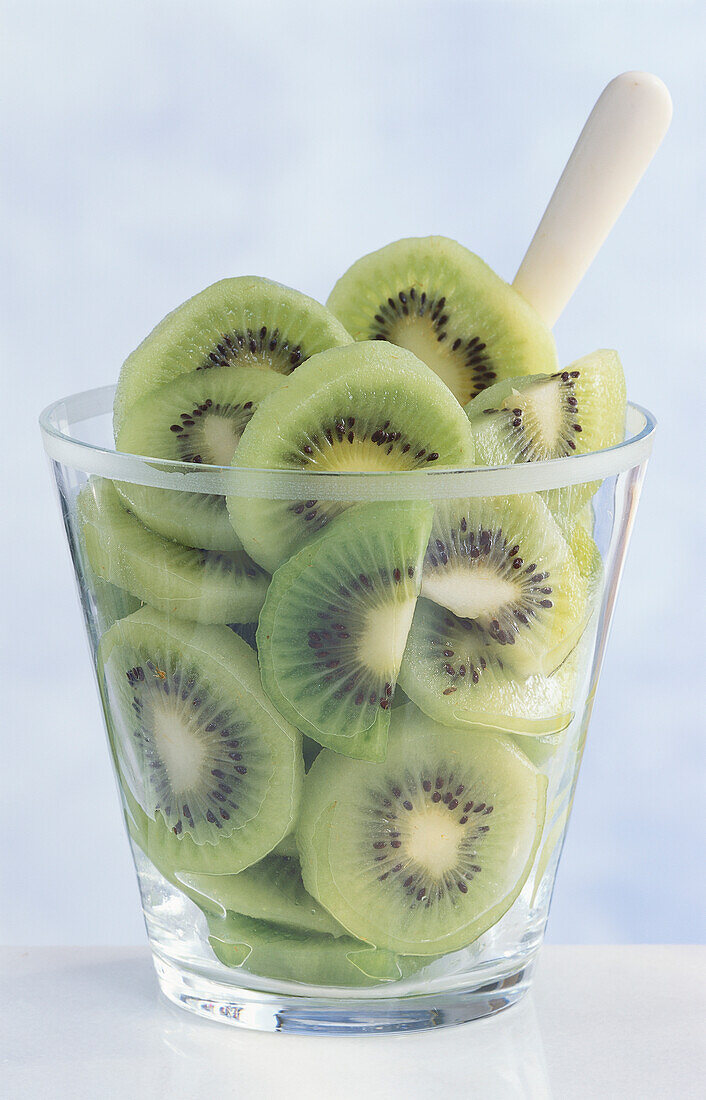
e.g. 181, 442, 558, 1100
477, 369, 584, 460
369, 288, 498, 395
195, 325, 306, 373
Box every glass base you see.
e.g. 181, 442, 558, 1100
153, 952, 535, 1034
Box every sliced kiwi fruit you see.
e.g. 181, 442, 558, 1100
257, 501, 432, 762
78, 479, 268, 624
390, 684, 411, 709
98, 606, 303, 875
530, 794, 573, 908
126, 799, 405, 983
466, 350, 626, 458
573, 502, 595, 537
77, 510, 143, 632
466, 350, 627, 518
123, 793, 332, 932
178, 853, 345, 937
113, 276, 351, 433
417, 495, 587, 678
504, 649, 585, 764
326, 236, 558, 406
228, 341, 475, 572
399, 598, 580, 735
89, 576, 143, 629
563, 518, 603, 605
116, 366, 285, 550
207, 911, 430, 987
271, 832, 299, 858
297, 706, 546, 955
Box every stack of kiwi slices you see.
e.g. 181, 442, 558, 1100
83, 237, 626, 986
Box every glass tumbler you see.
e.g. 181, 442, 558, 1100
40, 386, 654, 1034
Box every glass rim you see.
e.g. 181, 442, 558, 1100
39, 383, 656, 500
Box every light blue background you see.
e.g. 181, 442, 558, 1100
2, 0, 704, 945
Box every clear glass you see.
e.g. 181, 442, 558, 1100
40, 386, 654, 1033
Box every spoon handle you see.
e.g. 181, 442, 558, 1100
513, 71, 672, 328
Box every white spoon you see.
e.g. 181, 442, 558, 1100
512, 71, 672, 328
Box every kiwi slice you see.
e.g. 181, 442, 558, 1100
326, 236, 558, 405
78, 479, 268, 624
530, 795, 573, 907
271, 832, 299, 857
573, 502, 595, 536
207, 911, 429, 987
466, 350, 627, 518
257, 501, 432, 762
124, 795, 336, 935
89, 576, 142, 629
297, 707, 546, 955
98, 606, 303, 875
399, 599, 580, 736
229, 341, 474, 572
178, 853, 345, 937
418, 495, 587, 678
77, 512, 143, 633
466, 350, 626, 459
116, 366, 285, 550
563, 518, 603, 604
114, 276, 351, 433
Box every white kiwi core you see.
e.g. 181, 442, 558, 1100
202, 415, 242, 466
504, 380, 564, 449
422, 565, 518, 620
151, 703, 207, 793
406, 809, 466, 876
360, 599, 416, 673
389, 317, 468, 404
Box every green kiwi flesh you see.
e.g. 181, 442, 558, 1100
417, 495, 587, 678
271, 832, 299, 857
88, 576, 142, 631
399, 598, 580, 735
327, 236, 558, 405
466, 350, 626, 458
114, 276, 351, 433
79, 479, 269, 624
297, 707, 546, 955
178, 854, 346, 937
562, 517, 603, 605
466, 350, 626, 518
105, 267, 616, 974
207, 911, 430, 987
228, 341, 475, 572
530, 795, 574, 907
126, 802, 420, 985
572, 503, 596, 536
116, 365, 285, 550
98, 606, 303, 874
257, 501, 432, 762
124, 792, 336, 934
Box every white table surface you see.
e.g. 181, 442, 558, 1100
1, 946, 703, 1099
